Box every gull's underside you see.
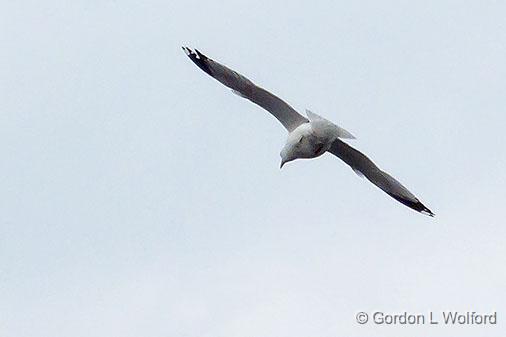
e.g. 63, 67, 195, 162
182, 46, 434, 216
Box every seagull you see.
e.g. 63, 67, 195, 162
182, 47, 434, 216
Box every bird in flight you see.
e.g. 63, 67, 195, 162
182, 47, 434, 216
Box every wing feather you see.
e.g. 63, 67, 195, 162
328, 139, 434, 216
182, 47, 308, 131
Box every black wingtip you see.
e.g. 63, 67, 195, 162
195, 49, 206, 59
422, 208, 435, 217
182, 46, 212, 76
387, 193, 435, 217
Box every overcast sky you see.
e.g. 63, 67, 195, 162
1, 1, 505, 336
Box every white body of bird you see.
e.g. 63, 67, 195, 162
280, 110, 355, 167
280, 123, 321, 166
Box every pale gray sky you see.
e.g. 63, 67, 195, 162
1, 1, 505, 336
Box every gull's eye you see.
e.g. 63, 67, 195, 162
298, 137, 304, 144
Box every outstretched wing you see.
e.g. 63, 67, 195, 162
182, 47, 308, 132
328, 139, 434, 216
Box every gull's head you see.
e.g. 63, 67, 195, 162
280, 124, 313, 168
279, 140, 299, 169
280, 150, 294, 168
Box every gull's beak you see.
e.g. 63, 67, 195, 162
280, 160, 286, 169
